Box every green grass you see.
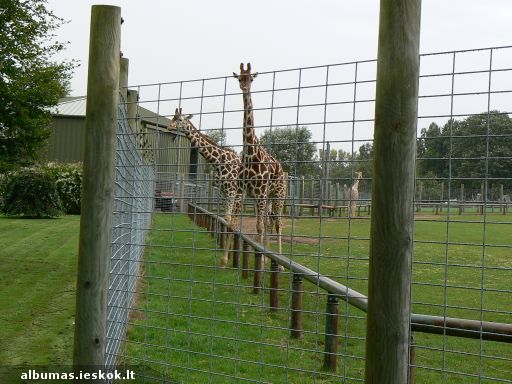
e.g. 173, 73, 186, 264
122, 212, 512, 384
0, 212, 510, 383
0, 215, 80, 382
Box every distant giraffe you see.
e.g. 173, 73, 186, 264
168, 108, 242, 267
233, 63, 287, 255
344, 171, 362, 217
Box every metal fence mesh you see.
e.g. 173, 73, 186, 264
107, 46, 512, 383
105, 100, 155, 368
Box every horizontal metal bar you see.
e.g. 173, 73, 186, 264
188, 203, 512, 343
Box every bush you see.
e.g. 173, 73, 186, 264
46, 163, 82, 214
1, 169, 63, 218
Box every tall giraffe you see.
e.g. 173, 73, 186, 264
168, 108, 242, 267
344, 171, 362, 218
233, 63, 287, 255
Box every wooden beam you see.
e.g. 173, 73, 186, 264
73, 5, 121, 372
365, 1, 421, 383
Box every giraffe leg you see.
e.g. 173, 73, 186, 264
220, 200, 234, 268
271, 196, 286, 271
255, 199, 270, 265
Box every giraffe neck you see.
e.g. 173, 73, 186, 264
185, 126, 222, 164
242, 91, 259, 153
353, 179, 360, 190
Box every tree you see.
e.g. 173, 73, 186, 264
0, 0, 74, 171
259, 125, 319, 176
418, 111, 512, 189
205, 129, 226, 146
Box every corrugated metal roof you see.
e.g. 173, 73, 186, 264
51, 97, 87, 116
52, 96, 172, 128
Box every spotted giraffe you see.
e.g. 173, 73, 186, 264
168, 108, 242, 267
233, 63, 287, 255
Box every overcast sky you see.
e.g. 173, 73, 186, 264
47, 0, 511, 95
46, 1, 512, 149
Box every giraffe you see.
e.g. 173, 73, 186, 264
233, 63, 287, 256
344, 171, 362, 218
168, 108, 242, 267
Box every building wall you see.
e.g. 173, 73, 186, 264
45, 116, 206, 177
44, 116, 85, 163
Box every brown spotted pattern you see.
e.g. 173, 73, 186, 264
168, 108, 242, 266
233, 63, 287, 254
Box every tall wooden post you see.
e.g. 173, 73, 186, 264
73, 5, 121, 372
365, 1, 421, 383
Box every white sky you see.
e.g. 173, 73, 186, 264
47, 0, 512, 150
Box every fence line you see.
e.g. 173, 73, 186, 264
102, 44, 512, 383
105, 96, 156, 367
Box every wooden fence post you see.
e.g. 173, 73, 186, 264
270, 260, 280, 312
73, 5, 121, 372
409, 333, 416, 384
253, 252, 264, 294
365, 0, 421, 382
232, 233, 241, 268
290, 274, 303, 339
242, 241, 250, 279
208, 171, 214, 212
323, 294, 339, 372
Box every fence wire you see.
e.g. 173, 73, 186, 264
105, 99, 155, 369
108, 46, 512, 383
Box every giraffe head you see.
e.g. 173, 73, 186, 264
232, 62, 258, 94
168, 107, 194, 133
356, 171, 363, 180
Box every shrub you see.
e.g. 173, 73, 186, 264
46, 163, 82, 214
1, 168, 63, 218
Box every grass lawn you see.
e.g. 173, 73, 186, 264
0, 212, 510, 383
0, 215, 80, 382
121, 212, 512, 384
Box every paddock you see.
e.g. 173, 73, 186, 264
72, 5, 512, 384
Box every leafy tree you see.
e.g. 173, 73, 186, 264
260, 125, 320, 176
418, 111, 512, 189
205, 129, 227, 146
0, 0, 74, 171
326, 143, 372, 181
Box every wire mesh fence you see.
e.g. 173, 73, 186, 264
108, 46, 512, 383
106, 99, 155, 368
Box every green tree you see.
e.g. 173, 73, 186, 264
205, 129, 226, 146
0, 0, 74, 171
418, 111, 512, 189
260, 125, 320, 176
